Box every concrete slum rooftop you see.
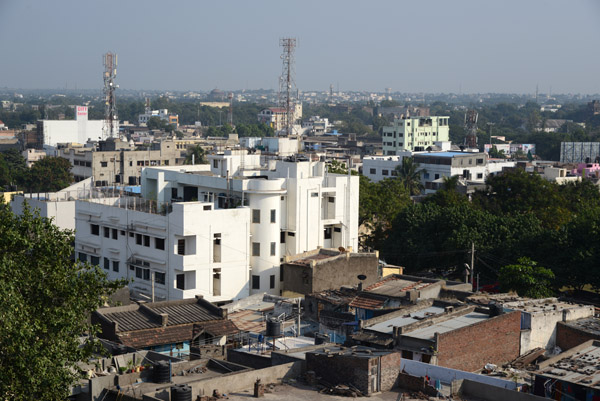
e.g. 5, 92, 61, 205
502, 297, 590, 314
367, 305, 446, 335
364, 305, 490, 341
364, 275, 438, 297
536, 340, 600, 388
401, 311, 489, 341
561, 317, 600, 336
307, 345, 396, 359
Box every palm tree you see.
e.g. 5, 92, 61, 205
394, 157, 425, 196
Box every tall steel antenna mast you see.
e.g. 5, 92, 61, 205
278, 38, 297, 137
103, 52, 118, 139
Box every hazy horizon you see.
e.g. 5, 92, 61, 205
1, 0, 599, 94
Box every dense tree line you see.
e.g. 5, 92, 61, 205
365, 168, 600, 295
0, 203, 124, 400
0, 150, 73, 193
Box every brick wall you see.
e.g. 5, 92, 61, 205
306, 353, 371, 394
556, 322, 600, 351
380, 352, 402, 391
435, 311, 521, 372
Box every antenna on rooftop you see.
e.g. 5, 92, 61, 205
278, 38, 297, 137
102, 52, 118, 139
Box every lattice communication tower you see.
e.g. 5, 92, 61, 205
464, 110, 478, 149
103, 52, 118, 139
278, 38, 297, 136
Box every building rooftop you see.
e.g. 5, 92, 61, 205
366, 306, 446, 335
536, 340, 600, 388
418, 151, 482, 158
561, 317, 600, 336
308, 345, 396, 359
403, 311, 489, 341
97, 297, 227, 332
502, 297, 589, 314
364, 275, 436, 297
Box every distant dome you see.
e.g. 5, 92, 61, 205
210, 88, 223, 95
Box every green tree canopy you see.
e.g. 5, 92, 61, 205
498, 257, 555, 298
26, 157, 74, 193
0, 203, 125, 400
185, 145, 208, 165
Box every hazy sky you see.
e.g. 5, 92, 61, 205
1, 0, 599, 93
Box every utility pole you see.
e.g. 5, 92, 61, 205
487, 122, 495, 153
470, 242, 475, 291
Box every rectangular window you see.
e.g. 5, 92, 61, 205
155, 238, 165, 250
90, 256, 100, 266
270, 209, 276, 223
280, 265, 284, 282
103, 227, 110, 238
252, 209, 260, 223
176, 274, 185, 290
155, 272, 165, 285
252, 242, 260, 257
104, 257, 109, 270
136, 267, 143, 279
129, 232, 134, 238
270, 275, 275, 289
311, 192, 318, 197
112, 228, 118, 240
143, 235, 150, 247
270, 242, 276, 256
369, 168, 376, 174
213, 234, 221, 263
143, 268, 150, 281
477, 173, 483, 179
213, 160, 218, 168
324, 227, 332, 240
177, 239, 185, 255
171, 188, 178, 198
280, 231, 286, 244
100, 161, 108, 167
288, 232, 295, 237
78, 252, 87, 262
91, 224, 99, 236
136, 234, 142, 245
112, 261, 119, 272
435, 174, 440, 179
252, 275, 260, 290
382, 169, 389, 176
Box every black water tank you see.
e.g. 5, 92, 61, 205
153, 361, 171, 383
314, 333, 329, 345
265, 318, 281, 337
171, 384, 192, 401
490, 303, 505, 317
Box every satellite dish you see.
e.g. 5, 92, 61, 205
357, 274, 367, 281
338, 246, 346, 252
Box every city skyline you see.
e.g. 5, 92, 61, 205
1, 0, 599, 94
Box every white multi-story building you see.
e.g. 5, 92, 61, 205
413, 152, 515, 193
382, 116, 450, 155
38, 106, 119, 149
138, 108, 179, 128
74, 151, 359, 302
363, 151, 515, 193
